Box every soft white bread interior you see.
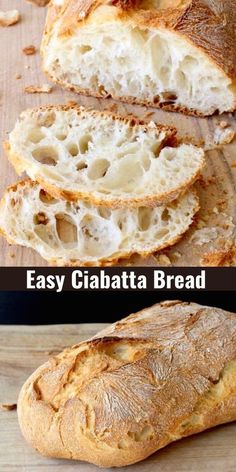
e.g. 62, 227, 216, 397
6, 106, 204, 207
42, 1, 236, 116
18, 301, 236, 467
0, 180, 199, 266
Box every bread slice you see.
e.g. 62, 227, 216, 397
0, 180, 199, 266
18, 300, 236, 467
5, 105, 204, 208
41, 1, 236, 116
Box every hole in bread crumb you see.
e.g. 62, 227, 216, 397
117, 220, 123, 230
56, 133, 67, 141
79, 45, 92, 54
67, 143, 79, 156
138, 208, 151, 231
161, 209, 170, 221
210, 86, 220, 93
88, 159, 110, 179
79, 135, 92, 154
176, 70, 187, 89
141, 154, 151, 170
39, 189, 57, 204
32, 146, 58, 166
34, 212, 49, 225
161, 91, 177, 103
55, 213, 78, 247
80, 214, 117, 258
28, 128, 45, 144
98, 84, 108, 95
36, 112, 56, 128
159, 66, 170, 82
10, 198, 17, 207
97, 208, 111, 219
155, 228, 169, 238
77, 161, 88, 171
181, 55, 198, 71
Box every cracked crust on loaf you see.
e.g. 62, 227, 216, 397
18, 300, 236, 467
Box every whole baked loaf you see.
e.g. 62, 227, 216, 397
18, 301, 236, 467
0, 180, 198, 266
5, 105, 204, 208
42, 0, 236, 116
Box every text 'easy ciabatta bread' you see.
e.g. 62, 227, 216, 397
42, 0, 236, 116
5, 105, 204, 207
0, 180, 199, 266
18, 301, 236, 467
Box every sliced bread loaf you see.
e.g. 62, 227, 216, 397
0, 180, 199, 266
42, 1, 236, 116
5, 106, 204, 208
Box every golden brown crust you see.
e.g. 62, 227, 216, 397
136, 0, 236, 79
18, 301, 236, 467
10, 103, 177, 135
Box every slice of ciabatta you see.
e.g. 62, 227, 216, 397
0, 180, 199, 266
5, 106, 204, 208
41, 1, 236, 116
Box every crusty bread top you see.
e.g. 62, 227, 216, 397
18, 301, 236, 467
45, 0, 236, 79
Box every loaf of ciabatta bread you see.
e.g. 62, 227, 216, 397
18, 300, 236, 467
5, 105, 204, 208
41, 0, 236, 116
0, 180, 199, 266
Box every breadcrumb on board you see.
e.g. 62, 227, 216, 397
0, 10, 20, 26
22, 45, 36, 55
24, 84, 52, 93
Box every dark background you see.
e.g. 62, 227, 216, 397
0, 291, 234, 324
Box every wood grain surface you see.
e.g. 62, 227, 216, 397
0, 0, 236, 266
0, 323, 236, 471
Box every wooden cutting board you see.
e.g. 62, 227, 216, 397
0, 0, 236, 266
0, 323, 236, 472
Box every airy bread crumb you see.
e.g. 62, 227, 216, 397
42, 1, 236, 116
6, 106, 204, 208
24, 84, 52, 93
0, 180, 199, 266
0, 10, 20, 26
